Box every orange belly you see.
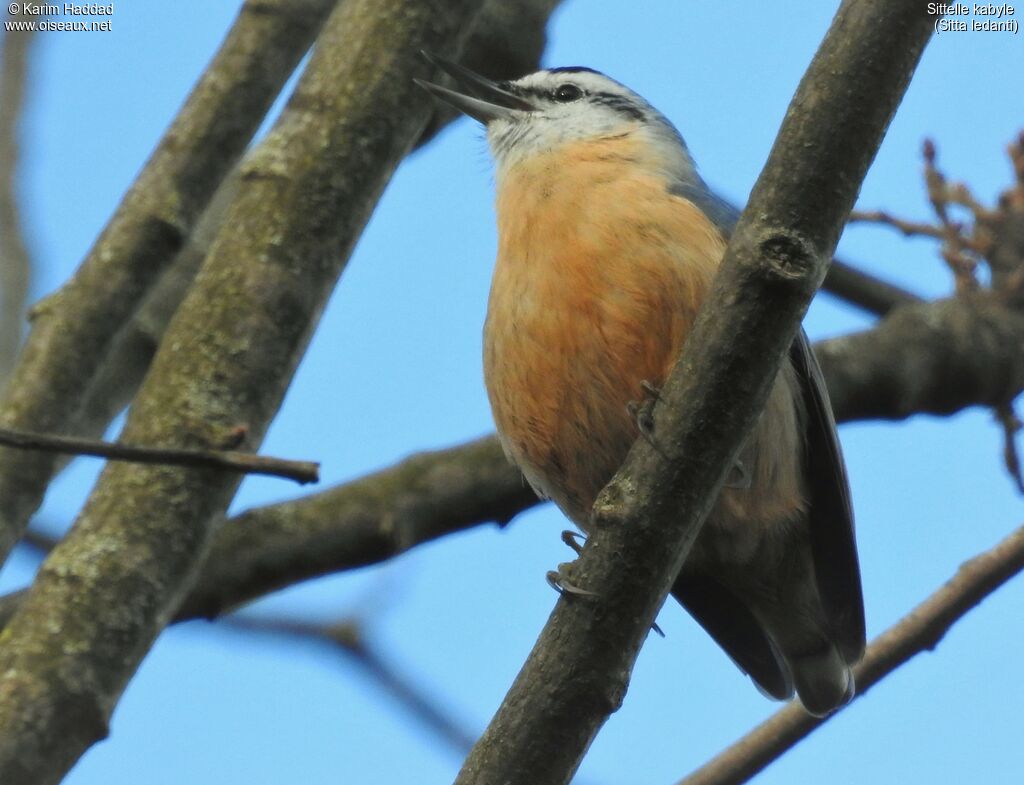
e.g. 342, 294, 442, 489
483, 138, 806, 549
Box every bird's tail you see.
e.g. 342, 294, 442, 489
789, 644, 855, 717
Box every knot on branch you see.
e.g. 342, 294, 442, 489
757, 232, 820, 283
589, 477, 635, 532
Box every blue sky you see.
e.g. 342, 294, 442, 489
1, 2, 1022, 784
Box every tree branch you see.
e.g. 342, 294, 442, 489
0, 13, 35, 379
817, 291, 1024, 421
0, 2, 489, 782
453, 4, 936, 785
150, 279, 1024, 616
1, 279, 1020, 632
822, 258, 922, 316
179, 435, 535, 619
0, 0, 340, 563
11, 0, 567, 518
225, 615, 478, 754
676, 524, 1024, 785
0, 426, 319, 485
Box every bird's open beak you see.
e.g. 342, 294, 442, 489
415, 52, 534, 124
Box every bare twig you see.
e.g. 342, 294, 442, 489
945, 180, 993, 222
847, 209, 946, 240
1013, 132, 1024, 188
18, 526, 58, 556
0, 14, 35, 378
676, 524, 1024, 785
923, 138, 981, 291
846, 135, 1024, 492
846, 135, 1024, 299
989, 133, 1024, 291
225, 615, 478, 754
453, 4, 937, 784
0, 426, 319, 485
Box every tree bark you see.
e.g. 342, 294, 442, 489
0, 2, 487, 782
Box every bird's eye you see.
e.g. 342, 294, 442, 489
553, 84, 583, 103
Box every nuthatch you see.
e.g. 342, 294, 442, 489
417, 55, 865, 716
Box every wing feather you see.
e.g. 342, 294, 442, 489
790, 330, 866, 662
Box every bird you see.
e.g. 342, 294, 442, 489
416, 54, 866, 717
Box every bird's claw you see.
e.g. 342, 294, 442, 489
627, 380, 667, 456
724, 458, 753, 489
546, 566, 599, 598
640, 379, 662, 400
561, 529, 586, 555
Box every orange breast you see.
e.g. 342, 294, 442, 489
483, 137, 727, 524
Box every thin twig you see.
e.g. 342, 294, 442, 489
848, 209, 946, 240
1012, 132, 1024, 188
676, 524, 1024, 785
18, 527, 59, 556
945, 181, 993, 223
0, 426, 319, 484
225, 615, 478, 754
923, 138, 981, 291
989, 133, 1024, 292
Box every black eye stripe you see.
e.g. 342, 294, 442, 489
510, 82, 646, 121
592, 93, 646, 121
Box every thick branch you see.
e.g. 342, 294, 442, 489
818, 291, 1024, 421
0, 3, 488, 783
0, 15, 35, 378
0, 426, 319, 484
677, 524, 1024, 785
455, 5, 935, 784
0, 0, 339, 563
179, 435, 534, 619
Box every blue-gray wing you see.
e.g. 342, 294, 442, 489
668, 178, 740, 235
790, 330, 866, 662
669, 179, 865, 677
